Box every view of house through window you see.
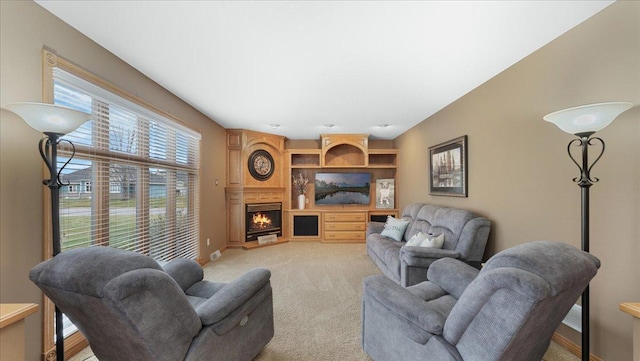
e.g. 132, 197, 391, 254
51, 67, 201, 339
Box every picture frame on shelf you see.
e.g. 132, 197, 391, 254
428, 135, 467, 197
375, 179, 395, 209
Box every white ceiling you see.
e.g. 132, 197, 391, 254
35, 1, 614, 140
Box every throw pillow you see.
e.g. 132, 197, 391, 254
406, 231, 428, 247
380, 216, 410, 242
421, 233, 445, 248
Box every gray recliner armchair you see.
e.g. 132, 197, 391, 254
362, 241, 600, 361
29, 246, 274, 361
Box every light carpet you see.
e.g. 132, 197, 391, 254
70, 242, 578, 361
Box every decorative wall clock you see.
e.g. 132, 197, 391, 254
248, 149, 275, 181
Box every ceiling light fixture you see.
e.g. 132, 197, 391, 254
268, 124, 280, 129
323, 124, 334, 128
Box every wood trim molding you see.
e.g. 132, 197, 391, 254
41, 48, 200, 133
43, 331, 88, 361
552, 332, 603, 361
41, 47, 194, 361
42, 50, 92, 359
321, 133, 369, 151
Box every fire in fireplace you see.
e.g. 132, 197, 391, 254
246, 203, 282, 242
252, 213, 272, 228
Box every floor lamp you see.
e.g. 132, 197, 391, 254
3, 102, 90, 361
543, 101, 633, 361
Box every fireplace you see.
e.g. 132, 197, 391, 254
245, 203, 282, 242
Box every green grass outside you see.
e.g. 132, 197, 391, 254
60, 196, 190, 251
60, 209, 188, 250
61, 214, 148, 250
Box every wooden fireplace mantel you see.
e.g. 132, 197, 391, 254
225, 129, 287, 248
226, 187, 287, 249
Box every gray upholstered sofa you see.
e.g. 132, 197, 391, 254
30, 246, 274, 361
362, 241, 601, 361
366, 203, 491, 287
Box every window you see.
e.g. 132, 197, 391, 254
44, 54, 201, 355
65, 184, 79, 194
109, 182, 121, 193
53, 67, 201, 260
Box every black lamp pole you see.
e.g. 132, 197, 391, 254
545, 101, 632, 361
567, 132, 605, 361
3, 102, 90, 361
39, 132, 76, 361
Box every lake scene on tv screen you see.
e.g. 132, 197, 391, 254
314, 173, 370, 205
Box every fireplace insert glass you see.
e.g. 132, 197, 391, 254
245, 203, 282, 241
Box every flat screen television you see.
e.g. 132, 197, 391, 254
314, 173, 371, 205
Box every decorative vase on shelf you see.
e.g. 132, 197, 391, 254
298, 194, 305, 210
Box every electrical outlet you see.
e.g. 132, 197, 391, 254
206, 238, 210, 246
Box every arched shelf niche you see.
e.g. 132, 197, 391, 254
321, 134, 368, 167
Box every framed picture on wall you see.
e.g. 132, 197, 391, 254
428, 135, 467, 197
375, 179, 395, 209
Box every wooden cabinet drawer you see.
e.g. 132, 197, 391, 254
322, 211, 366, 243
324, 231, 366, 240
325, 222, 366, 231
324, 212, 366, 222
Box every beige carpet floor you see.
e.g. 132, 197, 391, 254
70, 242, 578, 361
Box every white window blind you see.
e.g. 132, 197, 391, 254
53, 68, 201, 262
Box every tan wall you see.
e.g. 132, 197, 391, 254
0, 2, 227, 360
1, 1, 637, 360
394, 2, 639, 360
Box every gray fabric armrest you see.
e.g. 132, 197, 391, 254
195, 268, 271, 325
366, 221, 385, 237
443, 268, 550, 345
104, 269, 203, 337
363, 275, 447, 337
400, 246, 460, 267
427, 258, 479, 299
455, 217, 491, 261
163, 258, 204, 292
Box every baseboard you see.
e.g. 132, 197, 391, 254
551, 332, 603, 361
44, 332, 89, 361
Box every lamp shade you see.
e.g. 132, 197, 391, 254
3, 102, 90, 135
543, 102, 633, 136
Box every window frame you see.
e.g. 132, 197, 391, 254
40, 49, 202, 360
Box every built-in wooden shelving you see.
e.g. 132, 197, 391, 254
285, 134, 399, 243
